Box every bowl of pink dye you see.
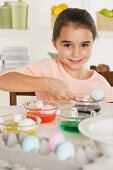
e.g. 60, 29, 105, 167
24, 100, 58, 123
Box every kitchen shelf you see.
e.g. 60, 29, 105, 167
0, 29, 31, 37
0, 28, 113, 39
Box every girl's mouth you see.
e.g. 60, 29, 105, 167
68, 59, 83, 64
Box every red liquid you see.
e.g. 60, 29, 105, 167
27, 108, 56, 123
26, 114, 37, 122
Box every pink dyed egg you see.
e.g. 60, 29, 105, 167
48, 132, 65, 152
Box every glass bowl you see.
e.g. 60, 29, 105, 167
57, 106, 98, 134
23, 100, 58, 123
0, 113, 41, 135
74, 93, 103, 112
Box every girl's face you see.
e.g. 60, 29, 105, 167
52, 24, 94, 71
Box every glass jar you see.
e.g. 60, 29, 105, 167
11, 0, 28, 29
0, 2, 12, 29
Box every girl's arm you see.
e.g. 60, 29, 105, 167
0, 72, 74, 100
0, 72, 47, 92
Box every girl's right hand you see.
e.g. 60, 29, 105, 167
45, 77, 74, 101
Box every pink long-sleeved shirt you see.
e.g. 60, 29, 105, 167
1, 58, 113, 102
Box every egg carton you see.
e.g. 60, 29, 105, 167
0, 133, 102, 170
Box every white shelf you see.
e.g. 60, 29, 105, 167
0, 28, 113, 39
0, 29, 31, 37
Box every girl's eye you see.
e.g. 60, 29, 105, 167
82, 44, 89, 48
64, 44, 71, 48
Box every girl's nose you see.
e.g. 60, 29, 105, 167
72, 47, 80, 58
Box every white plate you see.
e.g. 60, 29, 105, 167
78, 114, 113, 145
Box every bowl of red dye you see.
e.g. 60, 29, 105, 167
23, 100, 58, 123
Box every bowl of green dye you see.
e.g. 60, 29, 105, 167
57, 107, 98, 134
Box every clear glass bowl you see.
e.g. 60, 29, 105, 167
57, 106, 98, 134
74, 93, 103, 112
0, 113, 41, 135
23, 100, 58, 123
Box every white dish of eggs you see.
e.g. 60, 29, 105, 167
0, 131, 102, 170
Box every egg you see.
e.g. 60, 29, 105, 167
18, 118, 36, 131
42, 104, 55, 114
21, 135, 40, 152
56, 141, 76, 160
71, 107, 78, 117
48, 132, 65, 152
90, 88, 105, 101
36, 100, 44, 108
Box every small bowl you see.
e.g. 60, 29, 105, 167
0, 113, 41, 135
74, 93, 102, 112
57, 106, 97, 134
24, 100, 58, 123
79, 115, 113, 158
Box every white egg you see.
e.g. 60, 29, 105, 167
56, 141, 76, 160
18, 118, 36, 131
71, 107, 78, 118
36, 100, 44, 108
21, 135, 40, 152
90, 88, 104, 101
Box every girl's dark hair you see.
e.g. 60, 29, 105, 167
53, 8, 98, 41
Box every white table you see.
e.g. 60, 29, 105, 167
0, 103, 113, 170
0, 103, 113, 146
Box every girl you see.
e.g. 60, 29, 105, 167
0, 8, 112, 102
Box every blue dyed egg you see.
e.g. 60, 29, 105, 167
21, 135, 40, 152
90, 88, 104, 101
56, 141, 76, 160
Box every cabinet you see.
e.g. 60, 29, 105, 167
0, 0, 113, 106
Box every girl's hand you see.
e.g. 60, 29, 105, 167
45, 77, 74, 101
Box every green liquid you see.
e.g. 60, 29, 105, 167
60, 120, 81, 134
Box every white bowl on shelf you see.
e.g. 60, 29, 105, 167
78, 115, 113, 158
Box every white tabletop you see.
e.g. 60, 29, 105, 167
0, 103, 113, 146
0, 103, 113, 170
